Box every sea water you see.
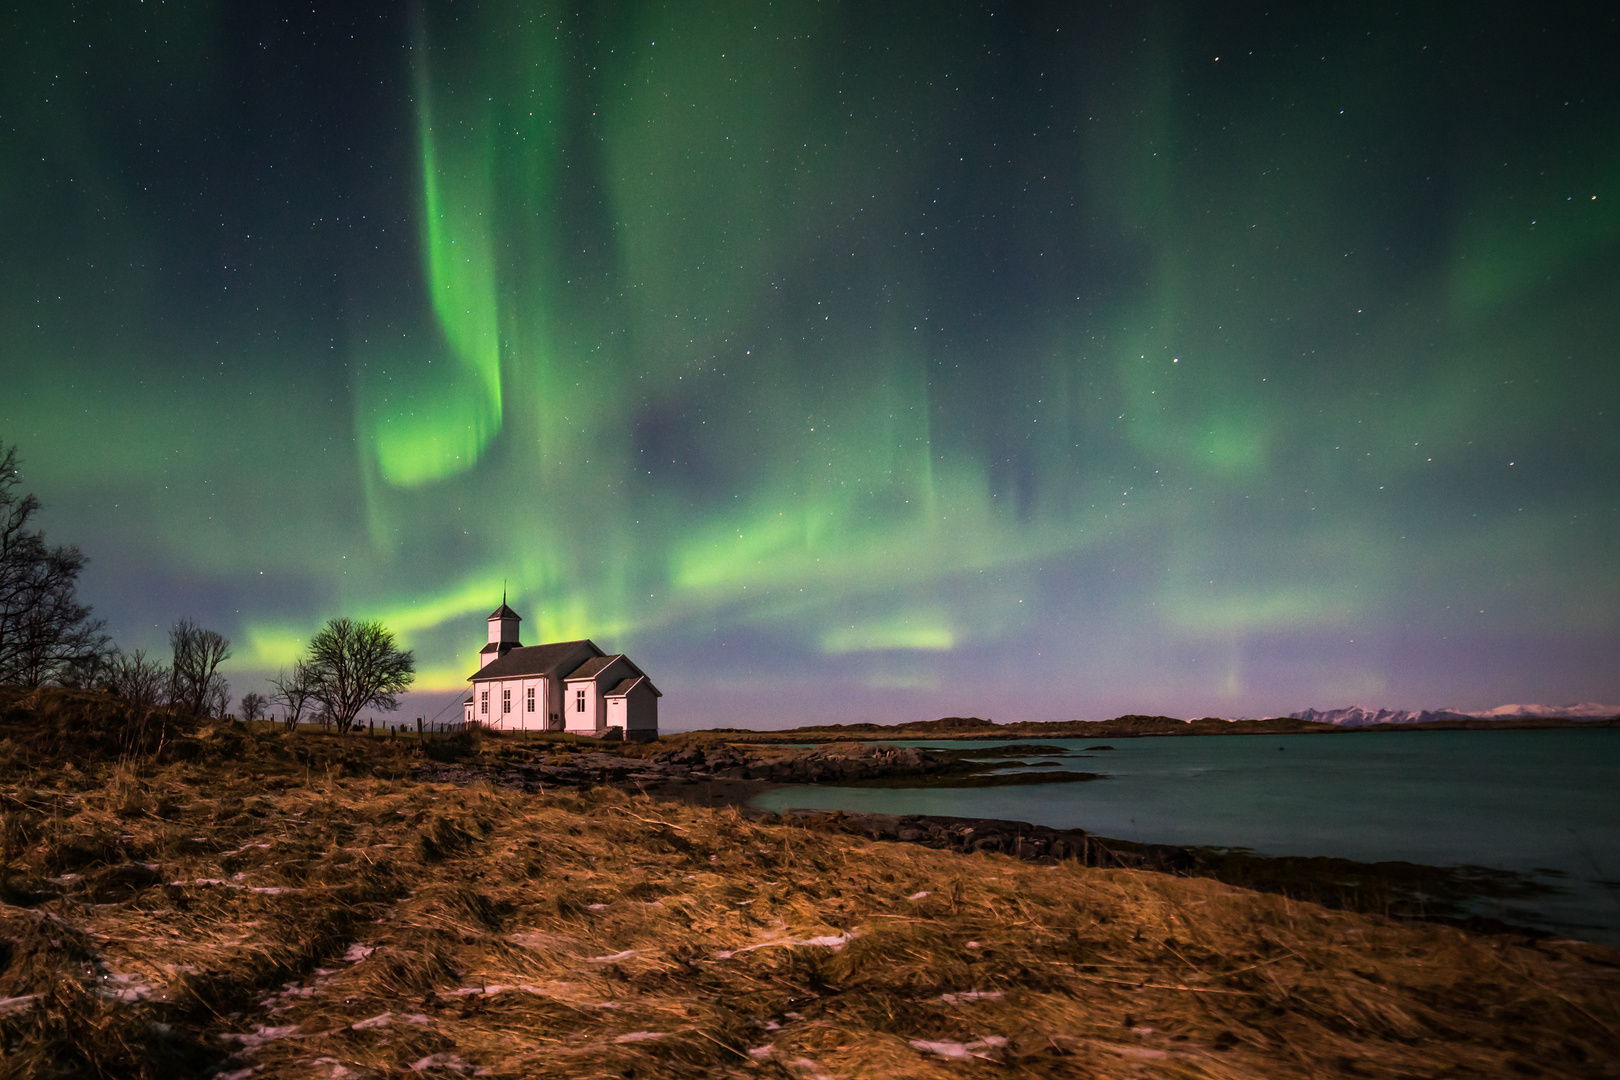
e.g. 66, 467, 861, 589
749, 728, 1620, 945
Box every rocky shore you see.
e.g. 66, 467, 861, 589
412, 736, 1549, 934
414, 738, 1101, 792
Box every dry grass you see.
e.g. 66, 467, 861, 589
2, 688, 1617, 1079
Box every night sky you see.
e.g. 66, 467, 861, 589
4, 3, 1617, 729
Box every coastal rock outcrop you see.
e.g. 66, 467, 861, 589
771, 809, 1199, 874
650, 741, 967, 784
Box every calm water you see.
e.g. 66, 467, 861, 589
750, 729, 1620, 945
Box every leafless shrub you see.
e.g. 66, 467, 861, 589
269, 660, 318, 731
103, 648, 171, 711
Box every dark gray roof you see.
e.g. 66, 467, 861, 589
470, 639, 602, 682
605, 674, 662, 698
565, 654, 624, 681
488, 603, 521, 620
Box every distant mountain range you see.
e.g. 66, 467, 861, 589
1290, 703, 1620, 727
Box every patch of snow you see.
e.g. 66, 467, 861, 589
612, 1031, 664, 1043
907, 891, 930, 900
410, 1052, 476, 1073
797, 933, 856, 949
223, 1024, 302, 1049
450, 984, 548, 997
909, 1035, 1007, 1060
940, 990, 1004, 1004
98, 974, 153, 1002
584, 949, 638, 963
168, 878, 299, 895
714, 929, 860, 960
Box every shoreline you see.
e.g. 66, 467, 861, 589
661, 713, 1620, 743
420, 755, 1567, 943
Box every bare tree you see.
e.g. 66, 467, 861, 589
59, 641, 118, 691
269, 660, 318, 731
238, 691, 267, 724
168, 618, 231, 716
103, 648, 171, 711
204, 674, 230, 719
306, 618, 414, 735
0, 439, 110, 686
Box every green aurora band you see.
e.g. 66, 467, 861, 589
2, 3, 1617, 725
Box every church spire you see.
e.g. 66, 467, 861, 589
486, 594, 522, 655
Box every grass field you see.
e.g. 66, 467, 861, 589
2, 687, 1617, 1078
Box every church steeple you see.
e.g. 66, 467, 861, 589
482, 597, 522, 664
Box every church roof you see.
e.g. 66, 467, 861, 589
487, 603, 521, 621
605, 674, 662, 699
470, 639, 602, 682
564, 654, 626, 680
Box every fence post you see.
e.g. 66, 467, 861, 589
417, 716, 424, 744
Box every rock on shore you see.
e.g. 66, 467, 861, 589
414, 740, 982, 791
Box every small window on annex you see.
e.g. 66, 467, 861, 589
575, 689, 585, 713
526, 687, 535, 712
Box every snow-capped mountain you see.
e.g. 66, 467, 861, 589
1291, 703, 1620, 726
1290, 706, 1469, 726
1468, 702, 1620, 720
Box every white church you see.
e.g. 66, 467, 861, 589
462, 602, 660, 741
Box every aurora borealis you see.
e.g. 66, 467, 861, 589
3, 3, 1617, 728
